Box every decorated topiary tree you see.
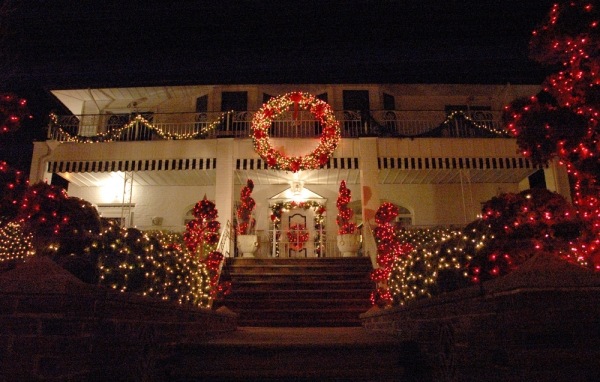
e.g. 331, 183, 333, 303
182, 196, 227, 305
336, 180, 357, 235
236, 179, 256, 235
370, 202, 412, 306
503, 1, 600, 270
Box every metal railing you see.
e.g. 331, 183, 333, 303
48, 109, 508, 142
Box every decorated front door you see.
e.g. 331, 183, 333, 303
282, 209, 316, 257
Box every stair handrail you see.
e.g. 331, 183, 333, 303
217, 219, 232, 257
362, 222, 379, 269
208, 220, 232, 309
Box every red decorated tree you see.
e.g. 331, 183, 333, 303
183, 196, 221, 258
0, 161, 29, 227
183, 196, 227, 305
236, 179, 256, 235
370, 202, 412, 306
336, 180, 357, 234
467, 189, 584, 282
504, 1, 600, 270
0, 93, 30, 134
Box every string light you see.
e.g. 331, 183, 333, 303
0, 220, 35, 263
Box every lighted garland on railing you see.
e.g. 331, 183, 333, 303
251, 92, 341, 172
441, 110, 509, 137
48, 111, 235, 142
270, 200, 326, 257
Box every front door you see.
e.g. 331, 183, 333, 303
279, 208, 317, 257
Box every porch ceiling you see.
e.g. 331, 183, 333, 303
58, 167, 536, 187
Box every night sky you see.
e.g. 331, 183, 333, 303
1, 0, 557, 171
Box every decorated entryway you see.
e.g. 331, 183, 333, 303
268, 187, 327, 258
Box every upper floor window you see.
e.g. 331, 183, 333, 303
221, 91, 248, 112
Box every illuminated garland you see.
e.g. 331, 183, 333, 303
48, 111, 235, 142
441, 110, 509, 137
270, 201, 326, 257
251, 92, 341, 172
287, 223, 309, 251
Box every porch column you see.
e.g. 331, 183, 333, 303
29, 141, 59, 184
214, 138, 235, 243
544, 158, 572, 202
358, 137, 380, 261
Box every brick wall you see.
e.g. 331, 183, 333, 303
0, 257, 237, 381
361, 254, 600, 381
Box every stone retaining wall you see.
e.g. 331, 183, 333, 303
361, 254, 600, 381
0, 257, 237, 381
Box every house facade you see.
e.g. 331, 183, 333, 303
29, 84, 571, 259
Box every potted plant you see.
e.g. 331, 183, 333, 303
336, 180, 361, 257
236, 179, 258, 257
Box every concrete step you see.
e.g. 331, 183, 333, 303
161, 327, 410, 381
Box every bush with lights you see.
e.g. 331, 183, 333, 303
336, 180, 357, 235
466, 188, 585, 282
91, 223, 213, 307
387, 227, 468, 306
504, 1, 600, 270
236, 179, 256, 235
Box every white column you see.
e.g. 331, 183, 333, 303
29, 141, 59, 184
214, 138, 235, 238
544, 158, 572, 202
358, 137, 380, 261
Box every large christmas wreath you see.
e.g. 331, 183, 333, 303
251, 92, 341, 172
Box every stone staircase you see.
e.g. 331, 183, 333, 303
219, 257, 375, 327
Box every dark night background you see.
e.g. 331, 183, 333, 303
0, 0, 557, 173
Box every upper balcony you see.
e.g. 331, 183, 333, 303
47, 109, 509, 142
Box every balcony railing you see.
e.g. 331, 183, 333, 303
47, 109, 509, 142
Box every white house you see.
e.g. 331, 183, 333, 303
29, 83, 571, 259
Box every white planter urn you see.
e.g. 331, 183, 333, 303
337, 233, 361, 257
237, 234, 258, 257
